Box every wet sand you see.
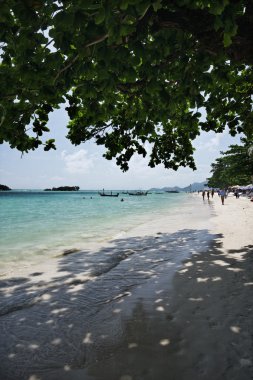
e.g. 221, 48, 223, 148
0, 194, 252, 380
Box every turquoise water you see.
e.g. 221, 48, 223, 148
0, 190, 187, 271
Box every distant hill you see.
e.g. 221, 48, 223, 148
150, 181, 207, 192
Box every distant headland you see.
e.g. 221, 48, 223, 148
149, 181, 206, 192
44, 186, 80, 191
0, 184, 11, 191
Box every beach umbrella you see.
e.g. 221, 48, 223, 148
239, 185, 253, 190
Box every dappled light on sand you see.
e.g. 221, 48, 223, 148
230, 326, 241, 334
0, 229, 252, 380
159, 339, 171, 346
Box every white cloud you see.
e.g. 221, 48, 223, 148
61, 149, 95, 174
196, 134, 221, 153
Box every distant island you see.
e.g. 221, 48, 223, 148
149, 181, 207, 192
44, 186, 80, 191
0, 184, 11, 191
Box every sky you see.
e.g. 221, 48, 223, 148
0, 107, 241, 190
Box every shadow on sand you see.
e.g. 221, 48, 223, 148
0, 229, 252, 380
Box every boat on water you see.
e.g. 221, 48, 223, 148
165, 190, 180, 193
128, 191, 148, 196
99, 190, 119, 197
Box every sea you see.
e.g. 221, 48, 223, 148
0, 190, 188, 275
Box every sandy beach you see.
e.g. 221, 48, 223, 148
0, 193, 252, 380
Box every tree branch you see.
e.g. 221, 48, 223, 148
85, 33, 109, 48
54, 33, 109, 83
53, 53, 79, 83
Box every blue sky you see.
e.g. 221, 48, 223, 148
0, 107, 241, 190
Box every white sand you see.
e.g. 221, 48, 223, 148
163, 194, 253, 380
78, 194, 253, 380
0, 193, 252, 380
211, 194, 253, 249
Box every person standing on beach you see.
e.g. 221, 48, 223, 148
219, 189, 226, 205
207, 191, 210, 200
202, 190, 205, 200
235, 189, 240, 199
211, 189, 214, 198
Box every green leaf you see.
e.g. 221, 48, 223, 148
95, 7, 105, 25
136, 1, 151, 16
214, 16, 223, 31
120, 1, 129, 10
223, 32, 232, 47
152, 0, 162, 12
209, 0, 229, 16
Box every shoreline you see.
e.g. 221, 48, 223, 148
0, 194, 252, 379
0, 193, 200, 280
0, 192, 188, 278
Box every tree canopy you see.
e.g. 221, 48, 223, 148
0, 0, 253, 170
207, 138, 253, 188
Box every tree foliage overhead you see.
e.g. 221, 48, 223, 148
0, 0, 253, 170
207, 138, 253, 188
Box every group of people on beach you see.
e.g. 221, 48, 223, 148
201, 189, 215, 201
201, 188, 226, 205
201, 186, 253, 205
